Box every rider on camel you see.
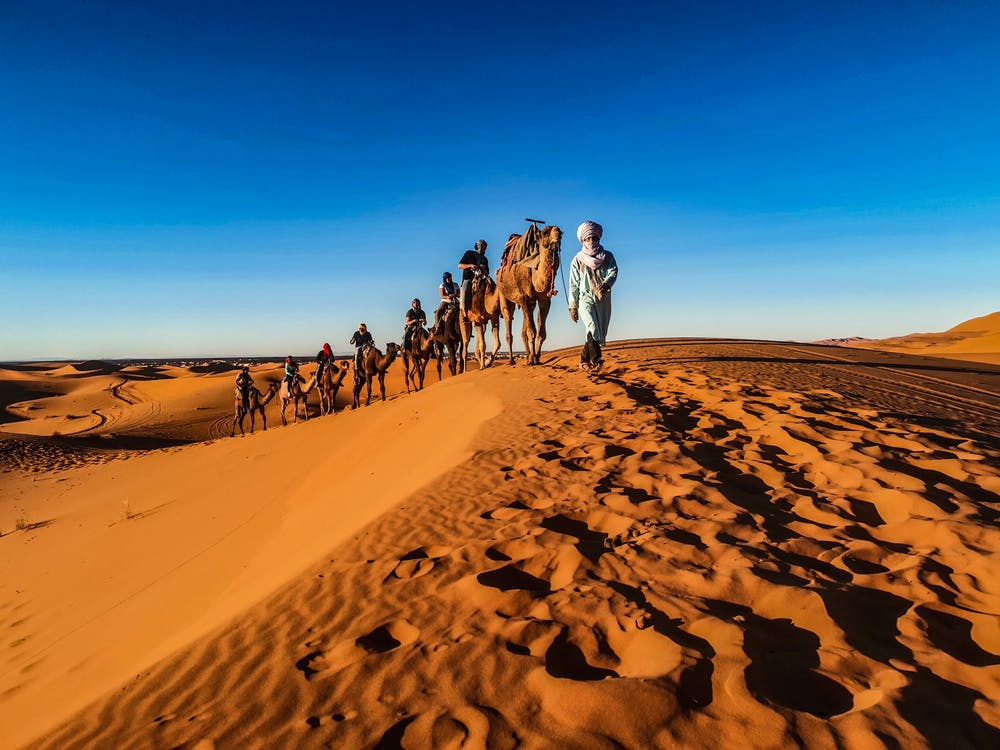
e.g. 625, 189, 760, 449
283, 355, 301, 389
350, 323, 374, 372
403, 299, 427, 351
235, 366, 254, 409
434, 271, 460, 331
315, 342, 334, 380
458, 239, 490, 321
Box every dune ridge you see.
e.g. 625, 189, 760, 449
5, 340, 998, 749
847, 310, 1000, 365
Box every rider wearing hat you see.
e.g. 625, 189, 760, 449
350, 323, 374, 371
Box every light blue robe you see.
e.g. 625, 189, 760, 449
569, 249, 618, 346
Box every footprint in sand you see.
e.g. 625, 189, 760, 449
295, 620, 421, 680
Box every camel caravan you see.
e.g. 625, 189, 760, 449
230, 219, 565, 436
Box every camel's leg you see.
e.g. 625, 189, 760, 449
280, 401, 288, 426
519, 301, 537, 366
435, 345, 444, 381
417, 358, 426, 390
535, 296, 552, 365
260, 406, 267, 431
475, 323, 487, 368
403, 353, 413, 394
486, 319, 501, 367
365, 376, 374, 407
458, 320, 470, 374
231, 406, 242, 437
378, 371, 387, 402
500, 299, 517, 365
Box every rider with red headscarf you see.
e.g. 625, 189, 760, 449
315, 342, 334, 379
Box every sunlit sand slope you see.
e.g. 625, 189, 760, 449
5, 340, 1000, 749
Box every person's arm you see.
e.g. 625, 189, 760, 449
457, 251, 478, 271
601, 252, 619, 292
568, 259, 581, 321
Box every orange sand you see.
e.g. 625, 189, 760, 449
2, 340, 999, 749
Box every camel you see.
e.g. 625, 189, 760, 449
317, 360, 350, 415
280, 373, 318, 425
352, 342, 400, 407
402, 326, 435, 393
496, 223, 562, 365
231, 381, 280, 437
460, 270, 502, 369
430, 303, 463, 379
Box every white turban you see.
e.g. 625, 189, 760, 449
577, 221, 603, 243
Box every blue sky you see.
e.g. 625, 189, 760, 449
2, 0, 998, 359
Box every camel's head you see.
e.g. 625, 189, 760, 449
542, 225, 562, 267
471, 272, 489, 294
386, 342, 400, 355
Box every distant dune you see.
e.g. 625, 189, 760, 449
844, 310, 1000, 365
2, 340, 999, 749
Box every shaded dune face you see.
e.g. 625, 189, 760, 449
20, 341, 1000, 749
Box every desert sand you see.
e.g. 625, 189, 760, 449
2, 339, 999, 749
848, 310, 1000, 366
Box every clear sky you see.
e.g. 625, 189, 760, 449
2, 0, 998, 360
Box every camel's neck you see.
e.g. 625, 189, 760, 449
532, 247, 558, 291
260, 386, 278, 405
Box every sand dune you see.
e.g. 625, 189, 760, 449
849, 310, 1000, 365
3, 340, 1000, 749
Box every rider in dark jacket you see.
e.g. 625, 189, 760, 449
350, 324, 374, 371
235, 366, 254, 408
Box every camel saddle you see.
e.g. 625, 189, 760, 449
498, 222, 542, 278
